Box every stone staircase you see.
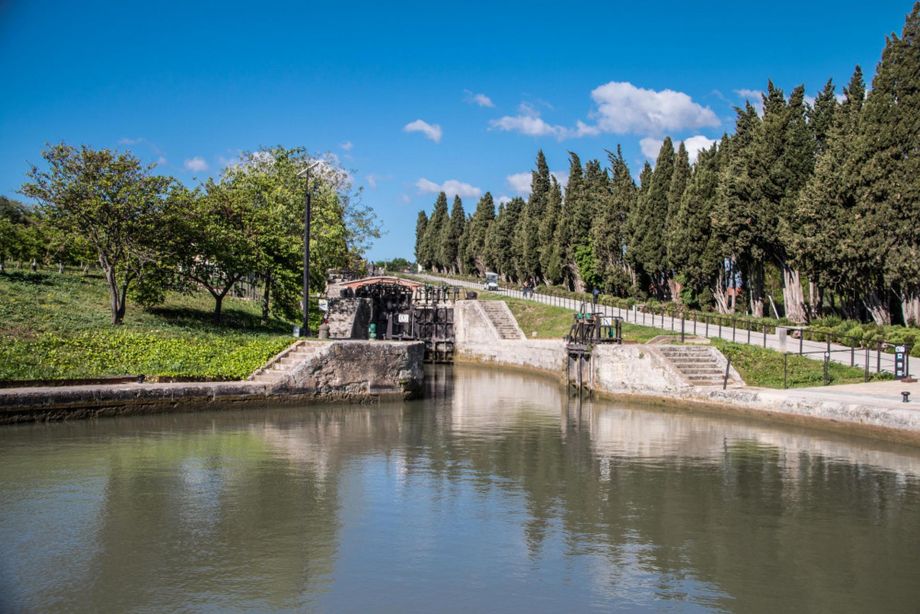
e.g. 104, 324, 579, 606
479, 301, 525, 340
248, 341, 329, 388
657, 345, 736, 387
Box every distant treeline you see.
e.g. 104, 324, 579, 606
414, 4, 920, 326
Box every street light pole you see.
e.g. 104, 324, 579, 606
298, 161, 321, 337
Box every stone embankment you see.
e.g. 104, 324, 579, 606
454, 299, 920, 444
0, 340, 424, 424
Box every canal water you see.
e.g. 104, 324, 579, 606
2, 365, 920, 613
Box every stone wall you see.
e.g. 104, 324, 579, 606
454, 300, 567, 374
277, 340, 424, 399
326, 298, 371, 339
0, 340, 425, 424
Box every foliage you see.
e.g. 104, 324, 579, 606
711, 340, 891, 388
0, 270, 301, 381
20, 144, 174, 324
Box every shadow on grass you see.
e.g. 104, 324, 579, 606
146, 305, 291, 334
1, 271, 55, 285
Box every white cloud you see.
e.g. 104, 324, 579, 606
734, 88, 764, 114
589, 82, 720, 135
490, 82, 717, 140
639, 135, 717, 163
552, 171, 569, 188
404, 119, 442, 143
340, 141, 353, 151
464, 90, 494, 108
497, 195, 512, 205
400, 194, 411, 204
184, 156, 209, 172
155, 156, 168, 166
366, 174, 378, 189
118, 137, 144, 145
490, 112, 568, 139
416, 178, 481, 199
506, 172, 532, 195
682, 135, 717, 163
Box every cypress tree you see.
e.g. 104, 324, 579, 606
669, 142, 723, 308
414, 210, 428, 268
626, 161, 654, 297
539, 177, 563, 284
514, 151, 550, 283
794, 67, 874, 320
810, 79, 838, 158
440, 196, 466, 273
560, 152, 587, 290
424, 192, 449, 272
592, 146, 635, 295
855, 3, 920, 325
636, 137, 675, 299
463, 192, 495, 275
715, 102, 761, 314
665, 142, 691, 300
488, 197, 524, 280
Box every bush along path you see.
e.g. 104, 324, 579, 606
408, 272, 906, 384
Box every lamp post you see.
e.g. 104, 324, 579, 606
297, 160, 321, 337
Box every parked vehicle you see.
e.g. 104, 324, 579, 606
484, 272, 500, 291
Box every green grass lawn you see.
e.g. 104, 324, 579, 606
0, 270, 301, 381
480, 294, 670, 343
711, 339, 889, 389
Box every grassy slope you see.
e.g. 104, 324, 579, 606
0, 271, 299, 381
481, 294, 672, 343
480, 295, 881, 389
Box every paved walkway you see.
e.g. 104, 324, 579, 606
412, 273, 918, 378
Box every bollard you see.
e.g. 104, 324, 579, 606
903, 391, 911, 403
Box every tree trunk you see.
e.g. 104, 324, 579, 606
780, 262, 808, 323
261, 271, 272, 323
900, 291, 920, 327
668, 278, 682, 304
747, 262, 765, 318
103, 264, 126, 325
807, 281, 823, 319
713, 266, 732, 314
863, 290, 891, 326
214, 294, 224, 323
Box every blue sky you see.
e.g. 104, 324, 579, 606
0, 0, 912, 260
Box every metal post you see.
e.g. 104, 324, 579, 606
680, 314, 685, 343
732, 318, 736, 342
799, 333, 803, 355
302, 186, 312, 336
763, 324, 767, 348
877, 341, 882, 374
747, 321, 751, 344
864, 346, 870, 382
823, 352, 830, 385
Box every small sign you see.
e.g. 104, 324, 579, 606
318, 299, 328, 312
398, 313, 410, 323
895, 346, 908, 380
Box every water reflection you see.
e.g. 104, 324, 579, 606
1, 364, 919, 612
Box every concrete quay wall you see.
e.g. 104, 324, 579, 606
454, 300, 920, 444
0, 340, 425, 425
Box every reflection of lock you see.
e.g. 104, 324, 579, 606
369, 322, 377, 340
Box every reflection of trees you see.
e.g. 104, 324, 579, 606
4, 366, 920, 611
427, 365, 920, 611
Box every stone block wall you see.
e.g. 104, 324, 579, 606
279, 340, 424, 399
